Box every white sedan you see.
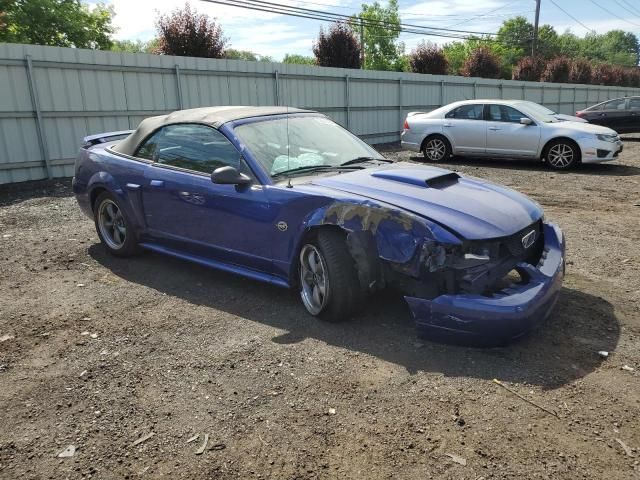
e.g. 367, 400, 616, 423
401, 100, 622, 170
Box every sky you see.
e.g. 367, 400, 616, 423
102, 0, 640, 60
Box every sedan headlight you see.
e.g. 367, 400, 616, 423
596, 133, 618, 142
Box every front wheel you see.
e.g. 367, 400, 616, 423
422, 136, 451, 162
544, 140, 579, 170
298, 230, 362, 322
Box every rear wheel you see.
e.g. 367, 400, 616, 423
298, 230, 361, 322
94, 191, 138, 257
544, 140, 579, 170
422, 135, 451, 162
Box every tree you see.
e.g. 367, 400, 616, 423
409, 41, 447, 75
568, 58, 592, 84
313, 21, 361, 68
225, 49, 258, 61
461, 47, 501, 79
512, 55, 544, 81
283, 54, 315, 65
111, 39, 159, 54
496, 16, 533, 57
540, 57, 570, 83
155, 3, 227, 58
0, 0, 114, 49
353, 0, 401, 71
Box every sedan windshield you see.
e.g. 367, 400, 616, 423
233, 114, 384, 176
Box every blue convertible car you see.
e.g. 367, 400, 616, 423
73, 106, 565, 345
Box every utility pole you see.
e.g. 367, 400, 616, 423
532, 0, 541, 56
359, 17, 365, 69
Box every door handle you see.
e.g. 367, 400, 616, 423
443, 123, 453, 127
488, 127, 501, 131
150, 180, 164, 187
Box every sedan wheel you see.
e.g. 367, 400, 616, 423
423, 137, 449, 162
299, 244, 329, 315
546, 142, 577, 169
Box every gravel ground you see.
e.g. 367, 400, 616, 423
1, 137, 639, 479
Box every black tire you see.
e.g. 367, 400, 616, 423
298, 229, 362, 322
93, 191, 139, 257
422, 135, 451, 162
544, 139, 579, 170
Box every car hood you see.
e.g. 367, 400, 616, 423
547, 120, 617, 134
311, 163, 543, 240
555, 113, 587, 123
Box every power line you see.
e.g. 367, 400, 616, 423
587, 0, 640, 28
227, 0, 501, 35
618, 0, 640, 17
200, 0, 513, 42
444, 0, 526, 29
547, 0, 594, 32
613, 0, 640, 19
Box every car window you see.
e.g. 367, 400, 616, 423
135, 124, 243, 174
488, 104, 528, 123
629, 98, 640, 110
602, 99, 626, 111
445, 104, 484, 120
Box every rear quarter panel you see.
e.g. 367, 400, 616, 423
73, 145, 148, 232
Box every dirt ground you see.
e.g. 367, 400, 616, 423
1, 137, 639, 480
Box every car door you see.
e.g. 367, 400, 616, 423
484, 104, 540, 158
626, 97, 640, 133
588, 98, 627, 132
442, 103, 486, 155
137, 123, 273, 272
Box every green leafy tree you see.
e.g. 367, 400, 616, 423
282, 53, 315, 65
225, 49, 258, 61
111, 39, 159, 54
353, 0, 401, 71
0, 0, 114, 49
155, 3, 227, 58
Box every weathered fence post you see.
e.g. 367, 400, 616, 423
174, 64, 183, 109
25, 55, 52, 179
473, 81, 477, 99
440, 80, 445, 106
274, 70, 280, 106
398, 77, 403, 137
345, 75, 350, 130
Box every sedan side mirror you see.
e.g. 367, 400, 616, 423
211, 166, 251, 185
520, 117, 533, 125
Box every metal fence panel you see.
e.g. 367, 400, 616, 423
1, 43, 639, 184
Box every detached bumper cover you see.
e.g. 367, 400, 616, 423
405, 222, 565, 344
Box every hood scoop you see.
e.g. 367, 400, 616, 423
371, 169, 460, 188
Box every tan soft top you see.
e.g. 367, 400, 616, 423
112, 106, 312, 156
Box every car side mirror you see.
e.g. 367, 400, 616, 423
520, 117, 533, 125
211, 166, 251, 185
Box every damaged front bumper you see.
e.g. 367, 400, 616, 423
405, 222, 565, 346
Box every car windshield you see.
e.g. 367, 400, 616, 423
233, 114, 384, 176
517, 103, 560, 123
522, 102, 557, 116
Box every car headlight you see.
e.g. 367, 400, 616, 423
596, 133, 618, 142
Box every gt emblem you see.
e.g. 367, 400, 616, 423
276, 221, 288, 232
521, 230, 537, 249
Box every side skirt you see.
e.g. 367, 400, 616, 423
139, 242, 290, 289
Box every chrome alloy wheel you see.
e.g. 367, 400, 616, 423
98, 199, 126, 250
424, 138, 447, 161
547, 143, 574, 168
299, 244, 329, 315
